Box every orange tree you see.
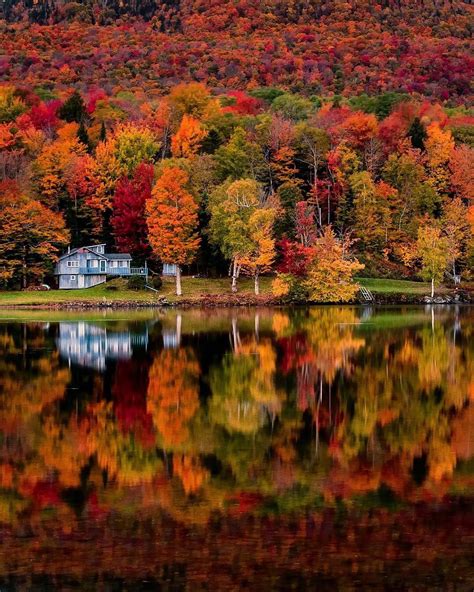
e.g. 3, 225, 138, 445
0, 189, 69, 288
145, 167, 200, 295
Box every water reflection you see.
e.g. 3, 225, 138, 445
0, 306, 472, 587
57, 321, 150, 370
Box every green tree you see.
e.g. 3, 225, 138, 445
271, 93, 314, 122
407, 117, 427, 150
114, 124, 159, 174
58, 91, 87, 123
214, 128, 264, 182
77, 121, 91, 151
209, 178, 262, 292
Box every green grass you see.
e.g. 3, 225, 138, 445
0, 276, 452, 308
357, 277, 438, 295
0, 276, 273, 306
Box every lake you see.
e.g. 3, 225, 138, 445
0, 306, 472, 590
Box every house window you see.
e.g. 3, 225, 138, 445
89, 259, 99, 268
119, 260, 127, 267
67, 261, 79, 267
70, 275, 76, 281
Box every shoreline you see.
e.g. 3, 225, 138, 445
0, 291, 472, 310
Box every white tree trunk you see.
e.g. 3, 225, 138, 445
431, 277, 435, 298
254, 272, 260, 296
176, 265, 182, 296
231, 259, 238, 293
176, 314, 182, 346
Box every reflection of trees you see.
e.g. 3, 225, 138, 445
147, 349, 200, 447
112, 359, 155, 449
330, 314, 474, 497
0, 349, 69, 431
173, 455, 209, 495
84, 401, 162, 486
209, 337, 282, 434
0, 310, 472, 529
303, 308, 365, 383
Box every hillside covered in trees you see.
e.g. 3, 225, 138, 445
0, 0, 473, 103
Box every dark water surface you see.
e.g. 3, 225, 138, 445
0, 306, 472, 591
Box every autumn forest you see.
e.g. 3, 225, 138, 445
0, 0, 473, 297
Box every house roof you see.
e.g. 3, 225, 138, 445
58, 247, 108, 261
105, 253, 132, 260
58, 246, 132, 261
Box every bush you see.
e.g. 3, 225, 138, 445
127, 276, 146, 291
150, 274, 163, 290
272, 273, 309, 303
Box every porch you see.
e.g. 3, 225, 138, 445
78, 267, 148, 276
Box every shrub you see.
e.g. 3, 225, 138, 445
127, 276, 146, 291
150, 274, 163, 290
272, 273, 309, 303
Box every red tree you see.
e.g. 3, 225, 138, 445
277, 239, 315, 277
111, 163, 154, 259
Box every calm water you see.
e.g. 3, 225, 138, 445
0, 306, 472, 591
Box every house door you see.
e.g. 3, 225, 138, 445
100, 260, 106, 273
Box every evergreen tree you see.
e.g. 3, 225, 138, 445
77, 121, 90, 151
99, 121, 107, 142
408, 117, 427, 150
58, 91, 87, 123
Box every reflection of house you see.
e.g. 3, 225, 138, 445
55, 244, 147, 289
57, 322, 148, 371
162, 315, 182, 349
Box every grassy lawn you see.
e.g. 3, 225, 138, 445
0, 276, 274, 306
0, 276, 452, 307
357, 277, 439, 295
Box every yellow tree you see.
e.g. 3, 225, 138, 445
425, 123, 455, 195
239, 208, 277, 295
305, 227, 364, 303
146, 167, 200, 296
168, 82, 212, 120
208, 178, 263, 293
441, 198, 470, 281
33, 137, 86, 210
349, 171, 392, 250
415, 223, 450, 297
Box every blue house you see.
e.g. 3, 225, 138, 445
55, 244, 147, 289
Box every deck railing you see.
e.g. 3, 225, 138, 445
78, 267, 147, 276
